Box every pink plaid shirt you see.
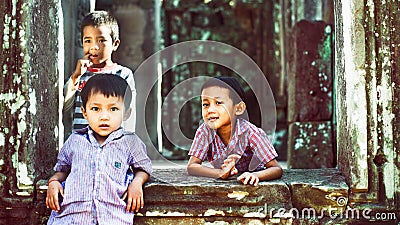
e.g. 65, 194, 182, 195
189, 118, 278, 173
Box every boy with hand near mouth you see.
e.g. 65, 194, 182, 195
64, 10, 136, 132
47, 74, 152, 225
187, 77, 282, 186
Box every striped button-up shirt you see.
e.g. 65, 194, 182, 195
47, 127, 152, 225
189, 118, 278, 173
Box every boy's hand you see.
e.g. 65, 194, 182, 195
220, 154, 240, 179
71, 53, 92, 84
45, 181, 64, 212
237, 172, 259, 186
122, 180, 144, 213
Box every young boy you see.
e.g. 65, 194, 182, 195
64, 10, 136, 132
46, 74, 152, 224
187, 77, 282, 186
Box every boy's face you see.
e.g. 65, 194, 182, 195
201, 86, 239, 131
82, 92, 126, 143
82, 25, 119, 67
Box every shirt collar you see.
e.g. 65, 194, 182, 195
76, 126, 126, 147
235, 118, 246, 136
87, 63, 118, 73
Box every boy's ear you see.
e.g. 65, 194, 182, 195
234, 101, 246, 116
123, 107, 132, 121
113, 39, 120, 51
81, 106, 88, 120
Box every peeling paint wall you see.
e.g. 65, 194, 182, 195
0, 0, 61, 223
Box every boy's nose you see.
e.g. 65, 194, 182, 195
208, 104, 217, 112
99, 111, 110, 120
90, 44, 99, 50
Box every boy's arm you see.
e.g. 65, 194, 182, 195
187, 156, 234, 179
63, 78, 78, 113
46, 171, 68, 212
123, 170, 149, 213
237, 159, 283, 186
63, 55, 92, 112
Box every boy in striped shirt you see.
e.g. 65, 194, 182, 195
63, 10, 136, 132
187, 77, 282, 186
46, 74, 152, 224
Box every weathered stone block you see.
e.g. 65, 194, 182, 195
287, 122, 333, 169
288, 20, 333, 122
134, 217, 266, 225
138, 168, 291, 219
282, 169, 348, 217
0, 206, 31, 220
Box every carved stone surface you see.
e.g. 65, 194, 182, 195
287, 121, 334, 169
140, 168, 291, 218
135, 168, 348, 223
288, 20, 333, 123
0, 0, 61, 204
282, 169, 348, 216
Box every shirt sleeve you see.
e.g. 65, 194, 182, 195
53, 134, 75, 173
189, 123, 210, 161
63, 77, 78, 113
249, 128, 278, 164
128, 135, 152, 175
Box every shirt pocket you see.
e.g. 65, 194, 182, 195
104, 150, 129, 185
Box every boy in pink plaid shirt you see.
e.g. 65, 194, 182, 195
187, 77, 282, 186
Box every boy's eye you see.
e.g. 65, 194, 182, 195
91, 107, 99, 111
110, 107, 119, 111
216, 101, 223, 105
84, 39, 91, 43
202, 103, 209, 107
99, 39, 107, 43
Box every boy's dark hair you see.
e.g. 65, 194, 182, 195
81, 11, 119, 42
201, 76, 246, 104
80, 74, 132, 110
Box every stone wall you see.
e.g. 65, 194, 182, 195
287, 20, 334, 169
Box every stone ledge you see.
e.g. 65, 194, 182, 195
141, 168, 291, 218
137, 168, 348, 220
35, 168, 349, 224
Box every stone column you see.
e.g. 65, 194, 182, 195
335, 0, 399, 208
0, 0, 63, 223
